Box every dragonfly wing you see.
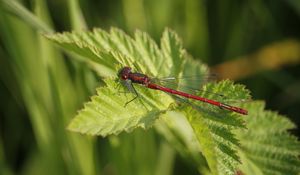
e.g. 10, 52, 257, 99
152, 77, 248, 105
121, 79, 136, 94
155, 73, 218, 91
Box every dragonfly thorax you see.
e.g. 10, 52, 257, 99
129, 73, 150, 85
119, 67, 150, 85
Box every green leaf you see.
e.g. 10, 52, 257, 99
58, 28, 190, 136
46, 28, 253, 175
155, 110, 210, 174
179, 80, 250, 175
237, 101, 300, 175
45, 28, 186, 78
68, 79, 174, 136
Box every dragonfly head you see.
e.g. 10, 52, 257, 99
118, 67, 132, 80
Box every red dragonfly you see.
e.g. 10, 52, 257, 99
118, 66, 248, 115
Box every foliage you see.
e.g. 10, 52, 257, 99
46, 27, 300, 175
1, 0, 300, 175
67, 79, 173, 136
237, 101, 300, 175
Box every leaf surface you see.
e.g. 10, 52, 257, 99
237, 101, 300, 175
46, 28, 286, 175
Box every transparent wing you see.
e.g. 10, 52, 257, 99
152, 73, 218, 93
151, 75, 249, 105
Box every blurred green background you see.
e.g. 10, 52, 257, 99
0, 0, 300, 175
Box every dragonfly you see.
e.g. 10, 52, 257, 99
118, 66, 248, 115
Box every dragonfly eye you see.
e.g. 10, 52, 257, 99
122, 74, 128, 79
119, 67, 132, 80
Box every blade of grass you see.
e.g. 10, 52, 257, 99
0, 0, 97, 174
0, 0, 52, 33
154, 141, 175, 175
67, 0, 87, 31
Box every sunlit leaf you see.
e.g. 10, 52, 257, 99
68, 79, 173, 136
237, 101, 300, 175
46, 28, 296, 175
178, 80, 250, 175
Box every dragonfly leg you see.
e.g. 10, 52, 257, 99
124, 82, 139, 107
122, 81, 149, 111
124, 95, 138, 107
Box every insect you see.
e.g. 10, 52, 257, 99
118, 66, 248, 115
